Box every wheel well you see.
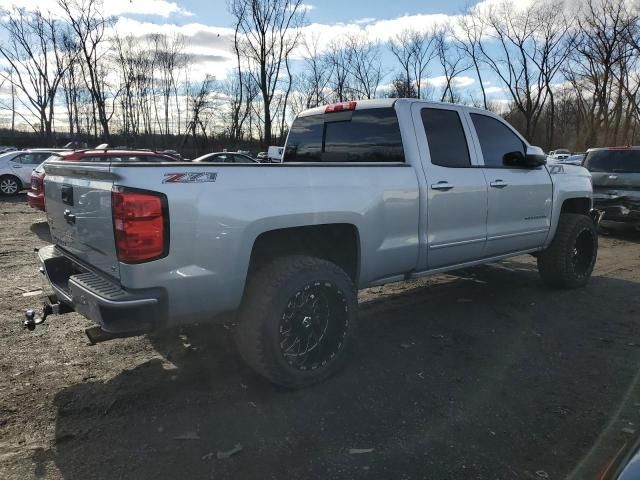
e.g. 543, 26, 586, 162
248, 224, 360, 283
561, 197, 590, 216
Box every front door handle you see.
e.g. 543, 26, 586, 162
490, 180, 508, 189
431, 181, 454, 191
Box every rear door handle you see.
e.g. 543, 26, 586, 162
431, 181, 454, 191
490, 180, 508, 189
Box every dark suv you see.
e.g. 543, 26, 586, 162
583, 146, 640, 226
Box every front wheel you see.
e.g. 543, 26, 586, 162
537, 213, 598, 289
235, 255, 357, 388
0, 175, 21, 196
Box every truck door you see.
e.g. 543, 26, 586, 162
467, 112, 552, 256
412, 104, 488, 269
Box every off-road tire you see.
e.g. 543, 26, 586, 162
537, 213, 598, 289
235, 255, 357, 388
0, 175, 21, 196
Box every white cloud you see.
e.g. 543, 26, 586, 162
105, 0, 193, 18
427, 76, 475, 88
297, 3, 316, 12
353, 17, 376, 25
484, 86, 505, 94
2, 0, 193, 19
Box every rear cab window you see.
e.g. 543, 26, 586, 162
284, 107, 405, 163
583, 150, 640, 173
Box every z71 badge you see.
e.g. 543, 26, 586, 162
163, 172, 218, 184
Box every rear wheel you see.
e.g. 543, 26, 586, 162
0, 175, 21, 196
537, 213, 598, 289
235, 255, 357, 388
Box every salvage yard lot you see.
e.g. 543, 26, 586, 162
1, 194, 640, 480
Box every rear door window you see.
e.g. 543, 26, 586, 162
470, 114, 526, 168
420, 108, 471, 167
285, 108, 405, 163
583, 150, 640, 173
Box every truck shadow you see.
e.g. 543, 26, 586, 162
46, 260, 640, 480
30, 221, 51, 243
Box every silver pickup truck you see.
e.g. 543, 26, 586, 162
29, 99, 598, 387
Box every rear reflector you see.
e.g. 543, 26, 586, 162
325, 101, 357, 113
112, 187, 168, 263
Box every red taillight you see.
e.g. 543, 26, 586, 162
325, 101, 357, 113
111, 188, 168, 263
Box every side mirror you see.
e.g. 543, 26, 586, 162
525, 146, 547, 167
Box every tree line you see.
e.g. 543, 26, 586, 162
0, 0, 639, 153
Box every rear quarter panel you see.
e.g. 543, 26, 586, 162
112, 164, 420, 325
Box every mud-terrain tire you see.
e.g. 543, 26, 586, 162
235, 255, 357, 388
0, 175, 21, 196
537, 213, 598, 289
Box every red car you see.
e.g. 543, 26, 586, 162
28, 149, 179, 212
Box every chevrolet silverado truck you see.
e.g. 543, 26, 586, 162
27, 99, 598, 388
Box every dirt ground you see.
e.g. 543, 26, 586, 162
1, 193, 640, 480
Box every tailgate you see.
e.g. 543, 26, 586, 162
44, 162, 120, 279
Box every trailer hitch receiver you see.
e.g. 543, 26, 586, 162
23, 297, 71, 330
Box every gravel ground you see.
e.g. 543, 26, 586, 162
1, 193, 640, 480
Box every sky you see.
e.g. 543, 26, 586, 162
0, 0, 519, 127
96, 0, 502, 98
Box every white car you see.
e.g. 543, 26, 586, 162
0, 150, 64, 196
267, 145, 284, 163
551, 149, 571, 161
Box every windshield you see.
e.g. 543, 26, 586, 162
584, 149, 640, 173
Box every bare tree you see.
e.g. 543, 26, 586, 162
476, 1, 554, 140
229, 0, 305, 147
457, 11, 488, 109
566, 0, 636, 147
389, 29, 436, 99
326, 39, 353, 102
0, 7, 71, 140
58, 0, 114, 140
346, 33, 383, 99
434, 26, 470, 103
183, 74, 215, 148
297, 34, 332, 108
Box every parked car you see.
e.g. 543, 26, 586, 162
256, 152, 268, 162
29, 99, 596, 388
27, 161, 48, 211
550, 148, 571, 160
192, 152, 258, 163
0, 149, 67, 196
267, 145, 284, 162
557, 153, 586, 166
0, 146, 16, 154
583, 146, 640, 227
27, 149, 178, 211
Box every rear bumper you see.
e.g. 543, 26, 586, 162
27, 191, 45, 211
38, 245, 166, 334
593, 191, 640, 224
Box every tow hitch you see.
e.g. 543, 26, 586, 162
23, 296, 72, 330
